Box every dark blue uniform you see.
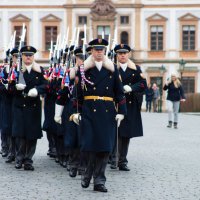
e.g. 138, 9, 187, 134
75, 55, 126, 189
119, 64, 146, 139
76, 65, 126, 152
12, 64, 47, 168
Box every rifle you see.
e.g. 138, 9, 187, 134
110, 27, 118, 63
17, 23, 26, 84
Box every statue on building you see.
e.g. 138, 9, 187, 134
91, 0, 116, 21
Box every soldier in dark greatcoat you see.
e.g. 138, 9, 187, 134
70, 39, 127, 192
12, 46, 48, 170
110, 44, 147, 171
4, 48, 19, 163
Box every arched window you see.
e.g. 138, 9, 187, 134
79, 31, 84, 46
120, 31, 129, 44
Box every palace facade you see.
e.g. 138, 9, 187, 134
1, 0, 200, 110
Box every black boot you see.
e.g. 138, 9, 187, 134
174, 122, 178, 129
167, 121, 172, 128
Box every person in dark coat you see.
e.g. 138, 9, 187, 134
43, 77, 59, 158
55, 46, 86, 177
70, 39, 127, 192
110, 44, 146, 171
4, 48, 19, 163
0, 64, 10, 158
163, 72, 186, 129
12, 46, 48, 170
145, 83, 154, 112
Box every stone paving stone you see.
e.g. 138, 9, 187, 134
0, 112, 199, 200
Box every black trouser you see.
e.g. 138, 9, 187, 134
0, 130, 9, 153
46, 131, 56, 152
146, 100, 152, 112
7, 136, 16, 158
111, 136, 130, 166
69, 148, 80, 169
15, 138, 37, 165
83, 152, 109, 186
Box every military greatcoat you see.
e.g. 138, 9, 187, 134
12, 63, 48, 140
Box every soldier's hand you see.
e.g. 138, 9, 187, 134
54, 104, 64, 124
115, 114, 124, 127
16, 83, 26, 90
123, 85, 132, 93
69, 113, 81, 125
54, 116, 62, 124
4, 84, 8, 90
28, 88, 38, 97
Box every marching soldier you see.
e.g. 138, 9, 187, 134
12, 46, 48, 170
5, 48, 19, 163
110, 44, 146, 171
71, 39, 127, 192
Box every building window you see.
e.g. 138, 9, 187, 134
14, 25, 27, 48
182, 25, 195, 51
79, 31, 84, 46
120, 16, 129, 24
120, 31, 129, 44
97, 26, 110, 41
45, 26, 57, 51
150, 26, 163, 51
182, 76, 195, 93
78, 16, 87, 25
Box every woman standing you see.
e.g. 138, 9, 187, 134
163, 73, 186, 129
152, 83, 160, 112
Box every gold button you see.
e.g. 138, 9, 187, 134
94, 109, 96, 112
106, 87, 109, 90
93, 87, 96, 90
129, 101, 132, 104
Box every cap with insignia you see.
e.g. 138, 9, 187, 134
20, 46, 37, 55
89, 38, 108, 50
69, 45, 75, 52
74, 47, 83, 56
64, 47, 68, 53
10, 48, 19, 56
114, 44, 131, 53
86, 46, 92, 54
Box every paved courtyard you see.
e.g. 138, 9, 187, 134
0, 112, 199, 200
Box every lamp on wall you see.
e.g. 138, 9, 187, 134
179, 59, 186, 80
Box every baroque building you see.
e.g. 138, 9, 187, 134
0, 0, 200, 110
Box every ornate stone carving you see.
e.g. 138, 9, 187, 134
90, 0, 116, 21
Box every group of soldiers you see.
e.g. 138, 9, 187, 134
0, 36, 147, 192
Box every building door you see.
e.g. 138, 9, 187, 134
97, 26, 110, 41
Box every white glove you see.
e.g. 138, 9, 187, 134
54, 104, 64, 124
28, 88, 38, 97
115, 114, 124, 127
4, 84, 8, 90
16, 83, 26, 91
69, 113, 81, 125
123, 85, 132, 93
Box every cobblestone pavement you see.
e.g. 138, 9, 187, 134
0, 112, 200, 200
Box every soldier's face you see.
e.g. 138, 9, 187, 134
12, 55, 18, 63
22, 54, 34, 65
92, 48, 105, 61
117, 52, 129, 64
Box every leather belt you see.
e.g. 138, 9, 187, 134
84, 96, 113, 101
